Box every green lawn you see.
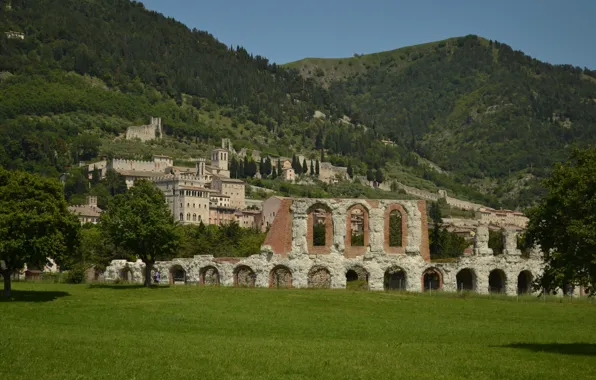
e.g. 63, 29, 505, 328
1, 283, 595, 380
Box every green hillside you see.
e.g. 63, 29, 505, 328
286, 35, 596, 206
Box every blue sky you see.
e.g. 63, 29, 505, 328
141, 0, 595, 68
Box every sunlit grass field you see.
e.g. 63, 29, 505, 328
1, 283, 595, 380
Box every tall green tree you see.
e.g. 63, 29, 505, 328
100, 180, 181, 287
315, 160, 320, 176
302, 158, 308, 175
429, 201, 443, 258
310, 160, 315, 176
0, 168, 80, 297
526, 148, 596, 294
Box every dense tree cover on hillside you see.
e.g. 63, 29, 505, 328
526, 148, 596, 294
294, 35, 596, 206
0, 0, 345, 123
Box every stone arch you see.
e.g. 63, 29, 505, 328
307, 266, 331, 288
269, 265, 292, 288
345, 265, 369, 290
456, 268, 476, 291
344, 204, 369, 258
488, 269, 507, 293
384, 203, 408, 254
517, 270, 533, 295
307, 203, 333, 254
169, 264, 186, 285
200, 266, 220, 286
422, 267, 443, 291
384, 266, 407, 290
120, 265, 132, 282
234, 265, 256, 287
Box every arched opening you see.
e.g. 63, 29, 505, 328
270, 265, 292, 288
312, 208, 327, 246
345, 266, 369, 290
234, 265, 255, 287
120, 266, 132, 282
489, 269, 506, 293
517, 270, 533, 295
308, 203, 333, 254
169, 265, 186, 285
350, 208, 364, 246
200, 266, 220, 286
307, 266, 331, 288
384, 266, 407, 290
456, 268, 476, 291
389, 210, 403, 247
422, 268, 442, 291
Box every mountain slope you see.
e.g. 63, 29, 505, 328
286, 35, 596, 205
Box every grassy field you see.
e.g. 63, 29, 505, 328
1, 283, 595, 380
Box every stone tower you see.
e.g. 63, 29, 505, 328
196, 158, 206, 178
212, 148, 229, 171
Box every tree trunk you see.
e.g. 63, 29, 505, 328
144, 262, 152, 287
2, 270, 11, 298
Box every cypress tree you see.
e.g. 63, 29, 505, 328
302, 158, 308, 175
310, 161, 315, 176
315, 160, 320, 176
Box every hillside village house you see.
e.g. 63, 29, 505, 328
68, 196, 102, 225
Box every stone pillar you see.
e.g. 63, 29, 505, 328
473, 226, 493, 256
503, 229, 521, 256
368, 208, 385, 253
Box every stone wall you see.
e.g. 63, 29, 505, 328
104, 198, 544, 296
126, 117, 162, 142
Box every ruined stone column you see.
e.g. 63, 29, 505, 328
473, 226, 493, 256
503, 229, 521, 256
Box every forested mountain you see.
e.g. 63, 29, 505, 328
287, 36, 596, 204
2, 0, 594, 208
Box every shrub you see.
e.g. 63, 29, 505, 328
63, 265, 87, 284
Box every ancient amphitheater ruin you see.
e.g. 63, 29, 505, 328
104, 198, 544, 296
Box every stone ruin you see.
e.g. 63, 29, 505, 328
104, 198, 545, 296
125, 117, 162, 142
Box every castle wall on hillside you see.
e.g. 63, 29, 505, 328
126, 117, 162, 142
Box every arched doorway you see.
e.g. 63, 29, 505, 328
422, 268, 442, 291
307, 266, 331, 288
517, 270, 533, 295
456, 268, 476, 291
234, 266, 256, 287
120, 266, 132, 282
270, 266, 292, 288
346, 266, 369, 290
200, 266, 220, 286
489, 269, 506, 293
169, 265, 186, 285
384, 266, 407, 290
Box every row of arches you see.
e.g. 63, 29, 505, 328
141, 264, 535, 294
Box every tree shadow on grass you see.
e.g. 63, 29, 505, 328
87, 284, 170, 290
0, 290, 70, 303
501, 343, 596, 356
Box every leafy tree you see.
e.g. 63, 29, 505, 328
375, 169, 384, 184
488, 229, 504, 255
366, 168, 374, 182
347, 163, 353, 178
429, 202, 443, 258
0, 168, 79, 297
100, 180, 181, 287
526, 148, 596, 294
91, 165, 100, 185
103, 169, 127, 197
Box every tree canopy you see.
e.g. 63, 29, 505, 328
100, 179, 181, 286
526, 148, 596, 294
0, 167, 79, 297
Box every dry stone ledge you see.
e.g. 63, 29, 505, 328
103, 198, 545, 296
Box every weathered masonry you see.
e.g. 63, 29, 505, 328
105, 198, 544, 295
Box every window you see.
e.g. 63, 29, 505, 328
193, 214, 197, 221
312, 208, 327, 246
186, 213, 190, 221
350, 208, 365, 246
389, 210, 402, 247
179, 213, 183, 221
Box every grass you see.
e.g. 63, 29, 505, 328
1, 283, 595, 380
